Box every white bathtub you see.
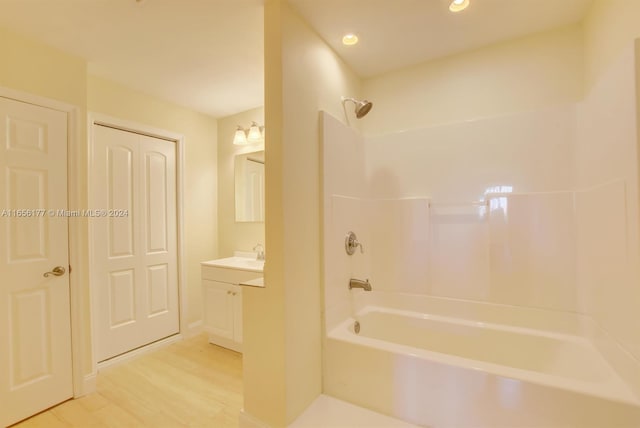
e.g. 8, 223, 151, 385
324, 292, 640, 427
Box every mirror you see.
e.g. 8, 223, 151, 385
235, 150, 265, 222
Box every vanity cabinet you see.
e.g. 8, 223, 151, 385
203, 280, 242, 350
201, 261, 262, 353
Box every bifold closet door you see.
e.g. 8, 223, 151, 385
92, 124, 179, 362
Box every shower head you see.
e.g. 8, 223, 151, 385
342, 96, 373, 119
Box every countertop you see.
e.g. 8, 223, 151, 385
201, 256, 264, 273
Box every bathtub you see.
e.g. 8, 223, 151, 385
324, 292, 640, 427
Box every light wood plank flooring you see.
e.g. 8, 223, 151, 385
13, 334, 243, 428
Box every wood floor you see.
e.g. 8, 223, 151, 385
13, 334, 243, 428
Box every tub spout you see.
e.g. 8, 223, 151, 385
349, 278, 372, 291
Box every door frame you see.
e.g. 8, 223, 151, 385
0, 86, 89, 397
87, 112, 187, 368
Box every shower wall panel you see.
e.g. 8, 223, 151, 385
428, 203, 490, 301
487, 192, 577, 312
364, 105, 576, 201
322, 113, 368, 331
363, 105, 578, 312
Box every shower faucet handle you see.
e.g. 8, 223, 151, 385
345, 231, 364, 255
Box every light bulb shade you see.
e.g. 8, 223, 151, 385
233, 126, 248, 145
247, 122, 263, 144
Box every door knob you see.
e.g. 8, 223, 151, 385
43, 266, 66, 278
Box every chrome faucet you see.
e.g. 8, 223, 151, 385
349, 278, 372, 291
253, 243, 265, 261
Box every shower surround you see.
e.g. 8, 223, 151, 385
322, 105, 581, 331
320, 54, 640, 424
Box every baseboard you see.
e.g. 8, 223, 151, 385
185, 319, 204, 338
239, 409, 271, 428
72, 371, 97, 398
97, 334, 183, 371
208, 333, 243, 353
82, 372, 97, 395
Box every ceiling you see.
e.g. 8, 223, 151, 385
0, 0, 593, 118
288, 0, 594, 78
0, 0, 264, 118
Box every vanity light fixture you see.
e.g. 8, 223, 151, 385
233, 121, 265, 145
449, 0, 469, 12
233, 126, 248, 145
247, 122, 263, 144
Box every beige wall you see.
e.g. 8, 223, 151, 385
243, 0, 363, 426
362, 24, 584, 136
88, 76, 218, 325
243, 2, 286, 426
1, 25, 219, 384
280, 4, 362, 420
0, 26, 94, 381
217, 107, 265, 258
0, 26, 87, 108
574, 0, 640, 360
583, 0, 640, 89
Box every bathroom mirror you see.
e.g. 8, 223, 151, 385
235, 150, 265, 222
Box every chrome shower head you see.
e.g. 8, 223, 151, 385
342, 96, 373, 119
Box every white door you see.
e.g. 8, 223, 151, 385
0, 97, 72, 426
92, 124, 179, 362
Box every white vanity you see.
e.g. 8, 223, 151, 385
201, 254, 264, 352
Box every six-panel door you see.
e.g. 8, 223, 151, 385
0, 97, 73, 426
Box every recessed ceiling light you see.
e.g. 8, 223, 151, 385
449, 0, 470, 12
342, 33, 359, 46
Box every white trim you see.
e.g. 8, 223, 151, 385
86, 114, 99, 386
97, 334, 183, 371
176, 132, 188, 338
186, 320, 204, 338
82, 373, 97, 395
67, 104, 94, 397
239, 409, 271, 428
90, 113, 184, 142
87, 112, 187, 365
207, 334, 243, 353
0, 86, 77, 113
0, 86, 92, 398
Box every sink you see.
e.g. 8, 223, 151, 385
201, 256, 264, 273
